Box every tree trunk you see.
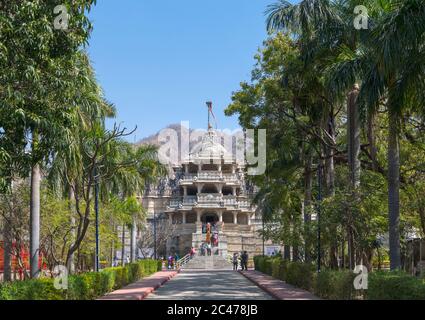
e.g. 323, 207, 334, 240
283, 245, 291, 260
111, 224, 115, 267
388, 108, 401, 270
121, 224, 126, 265
367, 111, 378, 171
348, 85, 361, 190
3, 223, 12, 282
325, 110, 338, 269
346, 85, 361, 270
67, 187, 76, 274
304, 154, 313, 262
347, 225, 355, 270
130, 215, 137, 263
30, 162, 41, 278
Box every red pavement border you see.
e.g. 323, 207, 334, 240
240, 270, 320, 300
98, 270, 179, 300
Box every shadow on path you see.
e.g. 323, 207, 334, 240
145, 270, 273, 300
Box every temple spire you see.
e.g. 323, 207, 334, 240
206, 101, 216, 130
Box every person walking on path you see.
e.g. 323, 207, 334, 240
232, 253, 239, 271
241, 251, 248, 271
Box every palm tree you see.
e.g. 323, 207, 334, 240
380, 2, 425, 270
47, 52, 116, 272
357, 0, 425, 269
287, 0, 425, 269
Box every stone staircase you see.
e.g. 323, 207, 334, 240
182, 254, 233, 270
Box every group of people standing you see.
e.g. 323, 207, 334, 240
199, 242, 214, 256
232, 251, 249, 271
165, 253, 180, 269
203, 222, 219, 247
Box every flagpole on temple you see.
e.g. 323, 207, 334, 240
206, 101, 212, 130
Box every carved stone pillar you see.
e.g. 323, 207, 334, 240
233, 211, 238, 224
218, 184, 223, 194
197, 184, 203, 194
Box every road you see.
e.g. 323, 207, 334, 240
145, 270, 273, 300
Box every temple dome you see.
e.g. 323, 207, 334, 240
189, 129, 233, 162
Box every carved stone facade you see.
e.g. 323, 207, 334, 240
142, 129, 267, 259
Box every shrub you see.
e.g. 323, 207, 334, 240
264, 258, 273, 276
367, 271, 425, 300
313, 270, 356, 300
0, 259, 161, 300
271, 258, 280, 279
254, 255, 267, 273
285, 261, 314, 291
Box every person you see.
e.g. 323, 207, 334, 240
207, 243, 212, 256
232, 253, 239, 271
113, 256, 118, 267
190, 247, 196, 258
168, 255, 174, 269
126, 255, 130, 264
241, 251, 248, 271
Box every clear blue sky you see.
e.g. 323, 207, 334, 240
87, 0, 275, 141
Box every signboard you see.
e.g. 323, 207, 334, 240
265, 246, 280, 257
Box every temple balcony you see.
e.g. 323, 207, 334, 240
167, 195, 251, 210
179, 171, 240, 184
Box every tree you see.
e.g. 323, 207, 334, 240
0, 0, 96, 278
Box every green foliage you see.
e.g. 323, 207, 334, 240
254, 256, 425, 300
367, 271, 425, 300
313, 270, 356, 300
285, 261, 314, 291
228, 0, 425, 272
254, 256, 313, 290
0, 259, 161, 300
0, 279, 64, 300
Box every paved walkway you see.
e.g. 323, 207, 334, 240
240, 270, 320, 300
98, 271, 178, 300
145, 270, 273, 300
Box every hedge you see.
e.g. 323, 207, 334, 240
367, 271, 425, 300
313, 270, 356, 300
0, 259, 161, 300
254, 256, 425, 300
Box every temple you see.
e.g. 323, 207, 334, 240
141, 104, 273, 262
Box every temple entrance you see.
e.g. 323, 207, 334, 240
201, 212, 218, 224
